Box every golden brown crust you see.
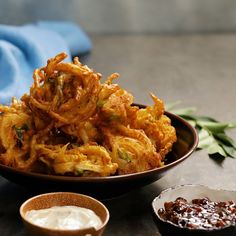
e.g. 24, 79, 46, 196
0, 53, 176, 176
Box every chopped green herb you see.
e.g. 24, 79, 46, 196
109, 114, 121, 121
118, 148, 132, 162
13, 126, 23, 142
76, 169, 84, 176
21, 123, 29, 131
12, 123, 29, 143
97, 100, 106, 108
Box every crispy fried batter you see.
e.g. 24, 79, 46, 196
102, 124, 162, 175
37, 143, 117, 177
0, 53, 176, 176
97, 74, 134, 124
0, 98, 35, 169
22, 53, 101, 128
131, 94, 177, 159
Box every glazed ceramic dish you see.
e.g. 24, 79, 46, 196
152, 184, 236, 236
20, 192, 109, 236
0, 111, 198, 197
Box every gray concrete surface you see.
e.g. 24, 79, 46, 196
0, 34, 236, 236
88, 34, 236, 122
2, 0, 236, 33
89, 34, 236, 235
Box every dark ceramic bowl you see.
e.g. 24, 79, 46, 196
152, 184, 236, 236
0, 109, 198, 197
20, 192, 109, 236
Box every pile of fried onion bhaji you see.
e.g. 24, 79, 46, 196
0, 53, 176, 177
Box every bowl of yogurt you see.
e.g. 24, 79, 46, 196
20, 192, 109, 236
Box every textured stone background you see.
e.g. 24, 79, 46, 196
1, 2, 236, 236
1, 0, 236, 33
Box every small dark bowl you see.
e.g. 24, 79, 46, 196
0, 107, 198, 198
152, 184, 236, 236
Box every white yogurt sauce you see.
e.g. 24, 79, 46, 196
25, 206, 102, 230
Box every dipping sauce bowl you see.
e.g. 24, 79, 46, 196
152, 184, 236, 236
20, 192, 109, 236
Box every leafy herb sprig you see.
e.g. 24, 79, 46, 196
13, 123, 29, 143
166, 102, 236, 158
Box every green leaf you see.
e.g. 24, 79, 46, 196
196, 121, 231, 133
213, 133, 236, 148
170, 107, 197, 116
194, 116, 218, 122
182, 115, 216, 123
221, 144, 235, 158
228, 123, 236, 129
198, 129, 214, 149
207, 142, 227, 157
167, 101, 236, 159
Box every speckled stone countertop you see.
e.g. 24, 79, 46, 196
0, 34, 236, 236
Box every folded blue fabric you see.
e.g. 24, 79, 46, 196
0, 22, 92, 104
35, 21, 92, 56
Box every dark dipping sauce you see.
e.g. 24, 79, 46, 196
158, 197, 236, 230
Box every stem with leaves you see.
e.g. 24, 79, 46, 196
166, 102, 236, 158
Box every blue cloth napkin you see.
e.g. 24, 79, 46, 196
0, 22, 92, 104
35, 21, 92, 56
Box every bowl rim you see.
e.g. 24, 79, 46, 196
19, 192, 110, 232
152, 184, 236, 232
0, 111, 198, 182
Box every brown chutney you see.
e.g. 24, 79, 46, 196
158, 197, 236, 230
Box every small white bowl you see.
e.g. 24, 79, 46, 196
20, 192, 110, 236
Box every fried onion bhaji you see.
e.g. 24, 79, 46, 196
96, 73, 135, 124
0, 98, 35, 169
22, 53, 101, 129
131, 94, 177, 159
0, 52, 176, 176
102, 125, 162, 175
36, 143, 118, 177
